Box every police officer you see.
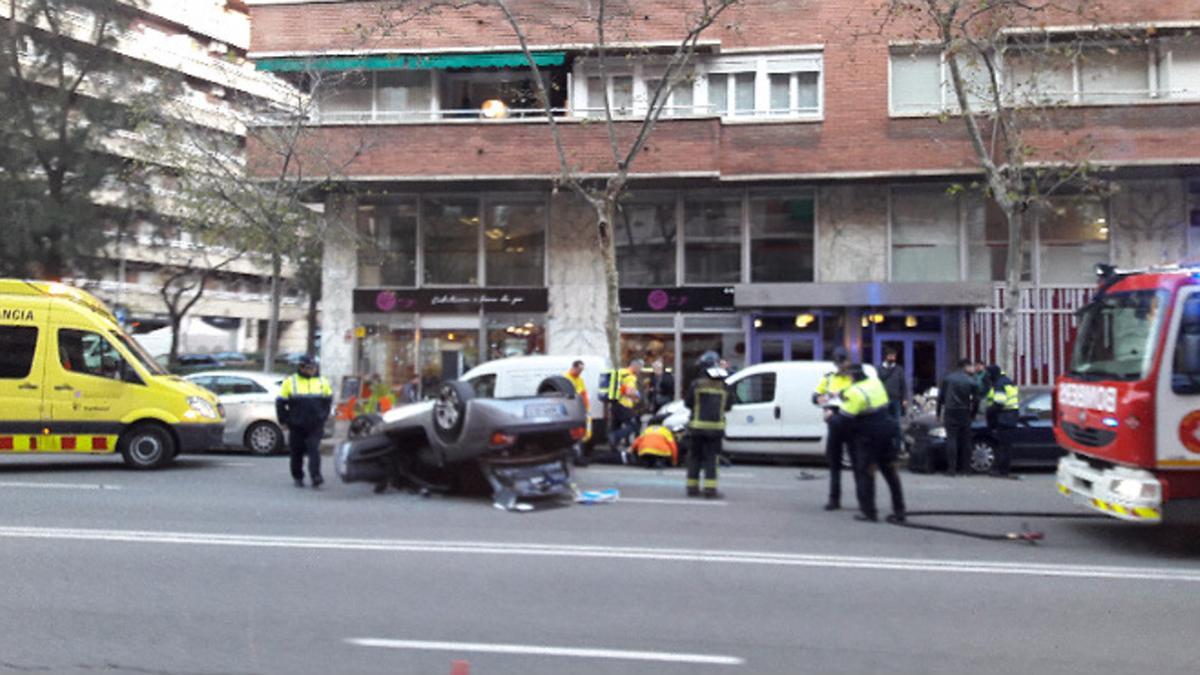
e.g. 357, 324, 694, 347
984, 364, 1019, 477
813, 347, 853, 510
276, 355, 333, 488
684, 352, 732, 499
841, 364, 906, 523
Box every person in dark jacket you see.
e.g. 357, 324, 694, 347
877, 347, 908, 450
649, 360, 675, 410
937, 359, 980, 476
276, 355, 333, 488
684, 352, 732, 499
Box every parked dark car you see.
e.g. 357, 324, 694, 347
176, 353, 224, 369
906, 391, 1063, 473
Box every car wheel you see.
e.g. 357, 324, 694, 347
433, 380, 475, 442
349, 414, 384, 439
244, 421, 283, 456
970, 438, 998, 474
119, 422, 176, 470
536, 375, 577, 399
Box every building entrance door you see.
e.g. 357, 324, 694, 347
755, 333, 820, 363
872, 333, 943, 398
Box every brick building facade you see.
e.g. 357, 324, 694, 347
245, 0, 1200, 397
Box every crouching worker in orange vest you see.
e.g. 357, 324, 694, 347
631, 425, 678, 468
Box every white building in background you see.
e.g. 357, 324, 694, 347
2, 0, 311, 357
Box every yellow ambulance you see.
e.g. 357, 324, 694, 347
0, 280, 225, 468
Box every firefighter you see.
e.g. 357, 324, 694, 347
813, 347, 854, 510
564, 359, 591, 466
984, 365, 1020, 477
684, 352, 732, 499
841, 364, 906, 523
276, 355, 333, 489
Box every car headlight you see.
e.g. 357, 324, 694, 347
1109, 478, 1159, 501
928, 427, 947, 439
184, 396, 220, 421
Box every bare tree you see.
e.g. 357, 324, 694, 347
376, 0, 742, 368
167, 69, 372, 371
881, 0, 1115, 374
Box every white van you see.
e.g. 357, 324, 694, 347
724, 361, 876, 457
460, 354, 611, 431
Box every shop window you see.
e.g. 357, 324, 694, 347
1037, 197, 1109, 284
0, 326, 37, 379
680, 333, 743, 396
419, 330, 479, 386
485, 200, 545, 286
965, 196, 1031, 282
684, 196, 742, 284
891, 186, 961, 282
487, 315, 545, 360
423, 197, 480, 285
616, 198, 677, 286
357, 201, 417, 286
358, 328, 416, 399
749, 194, 815, 282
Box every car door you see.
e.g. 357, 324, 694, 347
774, 367, 828, 455
0, 322, 47, 444
1010, 392, 1059, 466
46, 327, 141, 450
213, 376, 269, 445
724, 370, 780, 452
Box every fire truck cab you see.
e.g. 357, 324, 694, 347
1056, 263, 1200, 524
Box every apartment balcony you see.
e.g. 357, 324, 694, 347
83, 280, 308, 322
247, 117, 722, 181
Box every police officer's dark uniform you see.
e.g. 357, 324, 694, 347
937, 359, 979, 476
276, 356, 333, 488
984, 364, 1019, 476
841, 365, 906, 522
813, 348, 853, 510
684, 358, 731, 499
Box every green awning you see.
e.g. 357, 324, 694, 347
255, 51, 566, 73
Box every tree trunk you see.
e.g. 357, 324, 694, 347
305, 291, 319, 356
168, 311, 182, 367
264, 252, 282, 372
999, 207, 1024, 379
597, 197, 622, 370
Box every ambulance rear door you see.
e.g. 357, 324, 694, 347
0, 302, 49, 445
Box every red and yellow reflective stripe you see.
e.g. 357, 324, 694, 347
0, 435, 117, 453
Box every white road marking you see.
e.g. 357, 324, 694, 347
1, 525, 1198, 583
588, 468, 757, 479
212, 462, 257, 467
346, 638, 744, 665
0, 482, 121, 491
619, 497, 727, 507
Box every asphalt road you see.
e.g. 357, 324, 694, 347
1, 453, 1198, 675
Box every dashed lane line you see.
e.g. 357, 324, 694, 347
346, 638, 744, 665
0, 482, 121, 491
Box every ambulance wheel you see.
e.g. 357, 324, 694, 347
433, 381, 474, 443
244, 421, 283, 455
969, 438, 998, 474
120, 423, 176, 470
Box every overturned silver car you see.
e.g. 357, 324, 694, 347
334, 376, 587, 506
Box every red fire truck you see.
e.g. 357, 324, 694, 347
1055, 263, 1200, 524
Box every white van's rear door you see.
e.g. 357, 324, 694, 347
724, 370, 781, 451
776, 367, 828, 454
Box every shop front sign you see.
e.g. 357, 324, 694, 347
354, 288, 549, 314
620, 286, 736, 313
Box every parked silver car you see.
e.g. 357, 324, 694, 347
185, 371, 286, 455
